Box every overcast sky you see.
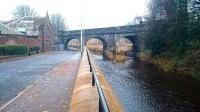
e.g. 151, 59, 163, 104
0, 0, 148, 30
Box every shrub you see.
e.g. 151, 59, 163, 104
138, 51, 152, 61
115, 55, 128, 63
0, 44, 28, 56
87, 44, 103, 53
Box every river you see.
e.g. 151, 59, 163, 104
93, 54, 200, 112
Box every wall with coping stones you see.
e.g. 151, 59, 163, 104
0, 34, 40, 48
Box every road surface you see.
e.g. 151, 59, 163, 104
0, 51, 79, 107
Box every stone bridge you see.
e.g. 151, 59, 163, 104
58, 24, 146, 57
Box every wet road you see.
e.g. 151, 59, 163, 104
0, 51, 79, 107
94, 55, 200, 112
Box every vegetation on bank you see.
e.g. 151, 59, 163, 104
87, 44, 103, 54
141, 0, 200, 79
104, 50, 128, 63
139, 50, 200, 79
0, 44, 28, 56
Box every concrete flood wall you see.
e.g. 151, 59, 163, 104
70, 48, 123, 112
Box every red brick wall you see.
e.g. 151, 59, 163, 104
26, 37, 40, 48
0, 34, 40, 48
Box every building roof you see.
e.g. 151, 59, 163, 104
3, 16, 48, 36
0, 23, 24, 35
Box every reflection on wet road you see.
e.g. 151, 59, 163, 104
0, 51, 79, 107
94, 55, 200, 112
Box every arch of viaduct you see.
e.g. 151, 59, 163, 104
58, 24, 146, 57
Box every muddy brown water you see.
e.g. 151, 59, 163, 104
94, 54, 200, 112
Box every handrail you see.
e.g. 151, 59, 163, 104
86, 49, 110, 112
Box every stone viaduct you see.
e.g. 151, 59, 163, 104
58, 24, 146, 57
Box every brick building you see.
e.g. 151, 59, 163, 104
2, 12, 54, 51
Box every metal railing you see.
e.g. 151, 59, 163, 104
86, 49, 110, 112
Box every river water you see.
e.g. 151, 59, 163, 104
93, 55, 200, 112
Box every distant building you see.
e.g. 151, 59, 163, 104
0, 22, 40, 47
3, 12, 54, 51
0, 23, 24, 35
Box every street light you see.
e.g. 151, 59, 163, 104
80, 15, 83, 54
80, 0, 84, 55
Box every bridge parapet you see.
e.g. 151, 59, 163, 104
58, 24, 146, 57
59, 24, 145, 37
70, 48, 124, 112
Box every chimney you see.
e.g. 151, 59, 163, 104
46, 11, 49, 18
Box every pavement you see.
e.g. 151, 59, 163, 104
0, 51, 55, 63
0, 51, 80, 111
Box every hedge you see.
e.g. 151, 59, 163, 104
0, 44, 28, 56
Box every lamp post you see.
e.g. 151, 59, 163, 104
80, 16, 83, 54
80, 0, 84, 55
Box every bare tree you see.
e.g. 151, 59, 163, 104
134, 16, 143, 24
147, 0, 176, 20
126, 15, 144, 25
148, 0, 168, 20
50, 13, 67, 33
12, 5, 38, 18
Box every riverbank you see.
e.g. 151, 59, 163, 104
138, 51, 200, 80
